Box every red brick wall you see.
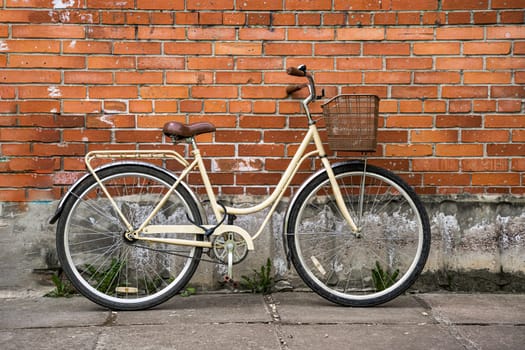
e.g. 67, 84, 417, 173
0, 0, 524, 201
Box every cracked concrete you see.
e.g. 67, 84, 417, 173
1, 292, 524, 350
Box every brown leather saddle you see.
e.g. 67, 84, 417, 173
163, 121, 216, 140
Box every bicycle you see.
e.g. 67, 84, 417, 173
49, 65, 431, 311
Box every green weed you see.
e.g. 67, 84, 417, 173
371, 261, 399, 291
241, 258, 274, 294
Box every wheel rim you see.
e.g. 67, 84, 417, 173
61, 170, 201, 306
292, 170, 426, 302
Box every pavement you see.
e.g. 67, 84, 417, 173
0, 291, 524, 350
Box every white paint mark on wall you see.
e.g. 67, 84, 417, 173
48, 86, 62, 98
52, 0, 76, 9
99, 115, 115, 127
0, 41, 8, 51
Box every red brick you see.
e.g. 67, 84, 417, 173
386, 28, 433, 40
364, 43, 410, 56
237, 57, 283, 70
88, 56, 136, 69
436, 57, 483, 70
90, 86, 138, 99
486, 57, 525, 69
464, 72, 511, 84
413, 159, 460, 172
425, 173, 472, 186
215, 42, 262, 56
265, 43, 312, 56
463, 42, 511, 55
442, 0, 488, 9
192, 86, 237, 99
462, 130, 510, 143
187, 57, 234, 70
115, 72, 162, 84
414, 72, 461, 84
314, 43, 359, 56
442, 86, 488, 98
113, 42, 161, 55
165, 42, 212, 55
462, 159, 508, 172
436, 27, 484, 40
63, 100, 102, 114
239, 28, 285, 41
242, 86, 287, 99
9, 54, 85, 68
385, 144, 433, 157
188, 27, 235, 40
136, 0, 184, 10
411, 130, 458, 143
289, 28, 334, 41
237, 0, 282, 10
365, 72, 411, 84
487, 25, 525, 39
386, 58, 433, 70
500, 10, 525, 24
397, 0, 439, 9
492, 0, 525, 8
216, 72, 262, 84
187, 0, 234, 9
436, 115, 482, 128
87, 26, 135, 39
472, 173, 520, 186
247, 13, 271, 26
13, 25, 85, 38
140, 86, 188, 99
486, 115, 525, 128
167, 71, 214, 84
338, 28, 384, 41
491, 86, 525, 98
436, 144, 483, 157
337, 57, 382, 70
386, 116, 433, 128
137, 26, 186, 40
413, 42, 461, 55
138, 57, 185, 70
285, 0, 331, 10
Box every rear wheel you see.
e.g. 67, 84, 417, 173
286, 162, 430, 306
56, 164, 203, 310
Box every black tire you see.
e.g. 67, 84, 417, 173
286, 162, 430, 306
56, 164, 203, 310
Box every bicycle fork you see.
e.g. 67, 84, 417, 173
311, 126, 361, 236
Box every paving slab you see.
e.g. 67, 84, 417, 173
420, 293, 525, 325
97, 323, 279, 350
273, 292, 432, 325
457, 325, 525, 350
0, 297, 107, 329
281, 324, 464, 350
0, 328, 100, 350
115, 293, 272, 325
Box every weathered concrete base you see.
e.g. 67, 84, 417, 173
1, 194, 524, 293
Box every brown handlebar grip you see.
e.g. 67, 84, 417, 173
286, 83, 307, 95
286, 67, 306, 77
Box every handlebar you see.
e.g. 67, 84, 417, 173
285, 64, 317, 122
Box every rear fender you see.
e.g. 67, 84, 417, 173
49, 161, 205, 225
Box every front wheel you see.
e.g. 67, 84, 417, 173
56, 164, 204, 310
286, 162, 430, 306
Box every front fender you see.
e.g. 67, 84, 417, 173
49, 161, 205, 225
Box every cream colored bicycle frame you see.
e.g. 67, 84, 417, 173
84, 123, 359, 253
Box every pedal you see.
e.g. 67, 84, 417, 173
222, 275, 239, 290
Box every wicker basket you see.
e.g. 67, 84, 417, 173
321, 94, 379, 152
